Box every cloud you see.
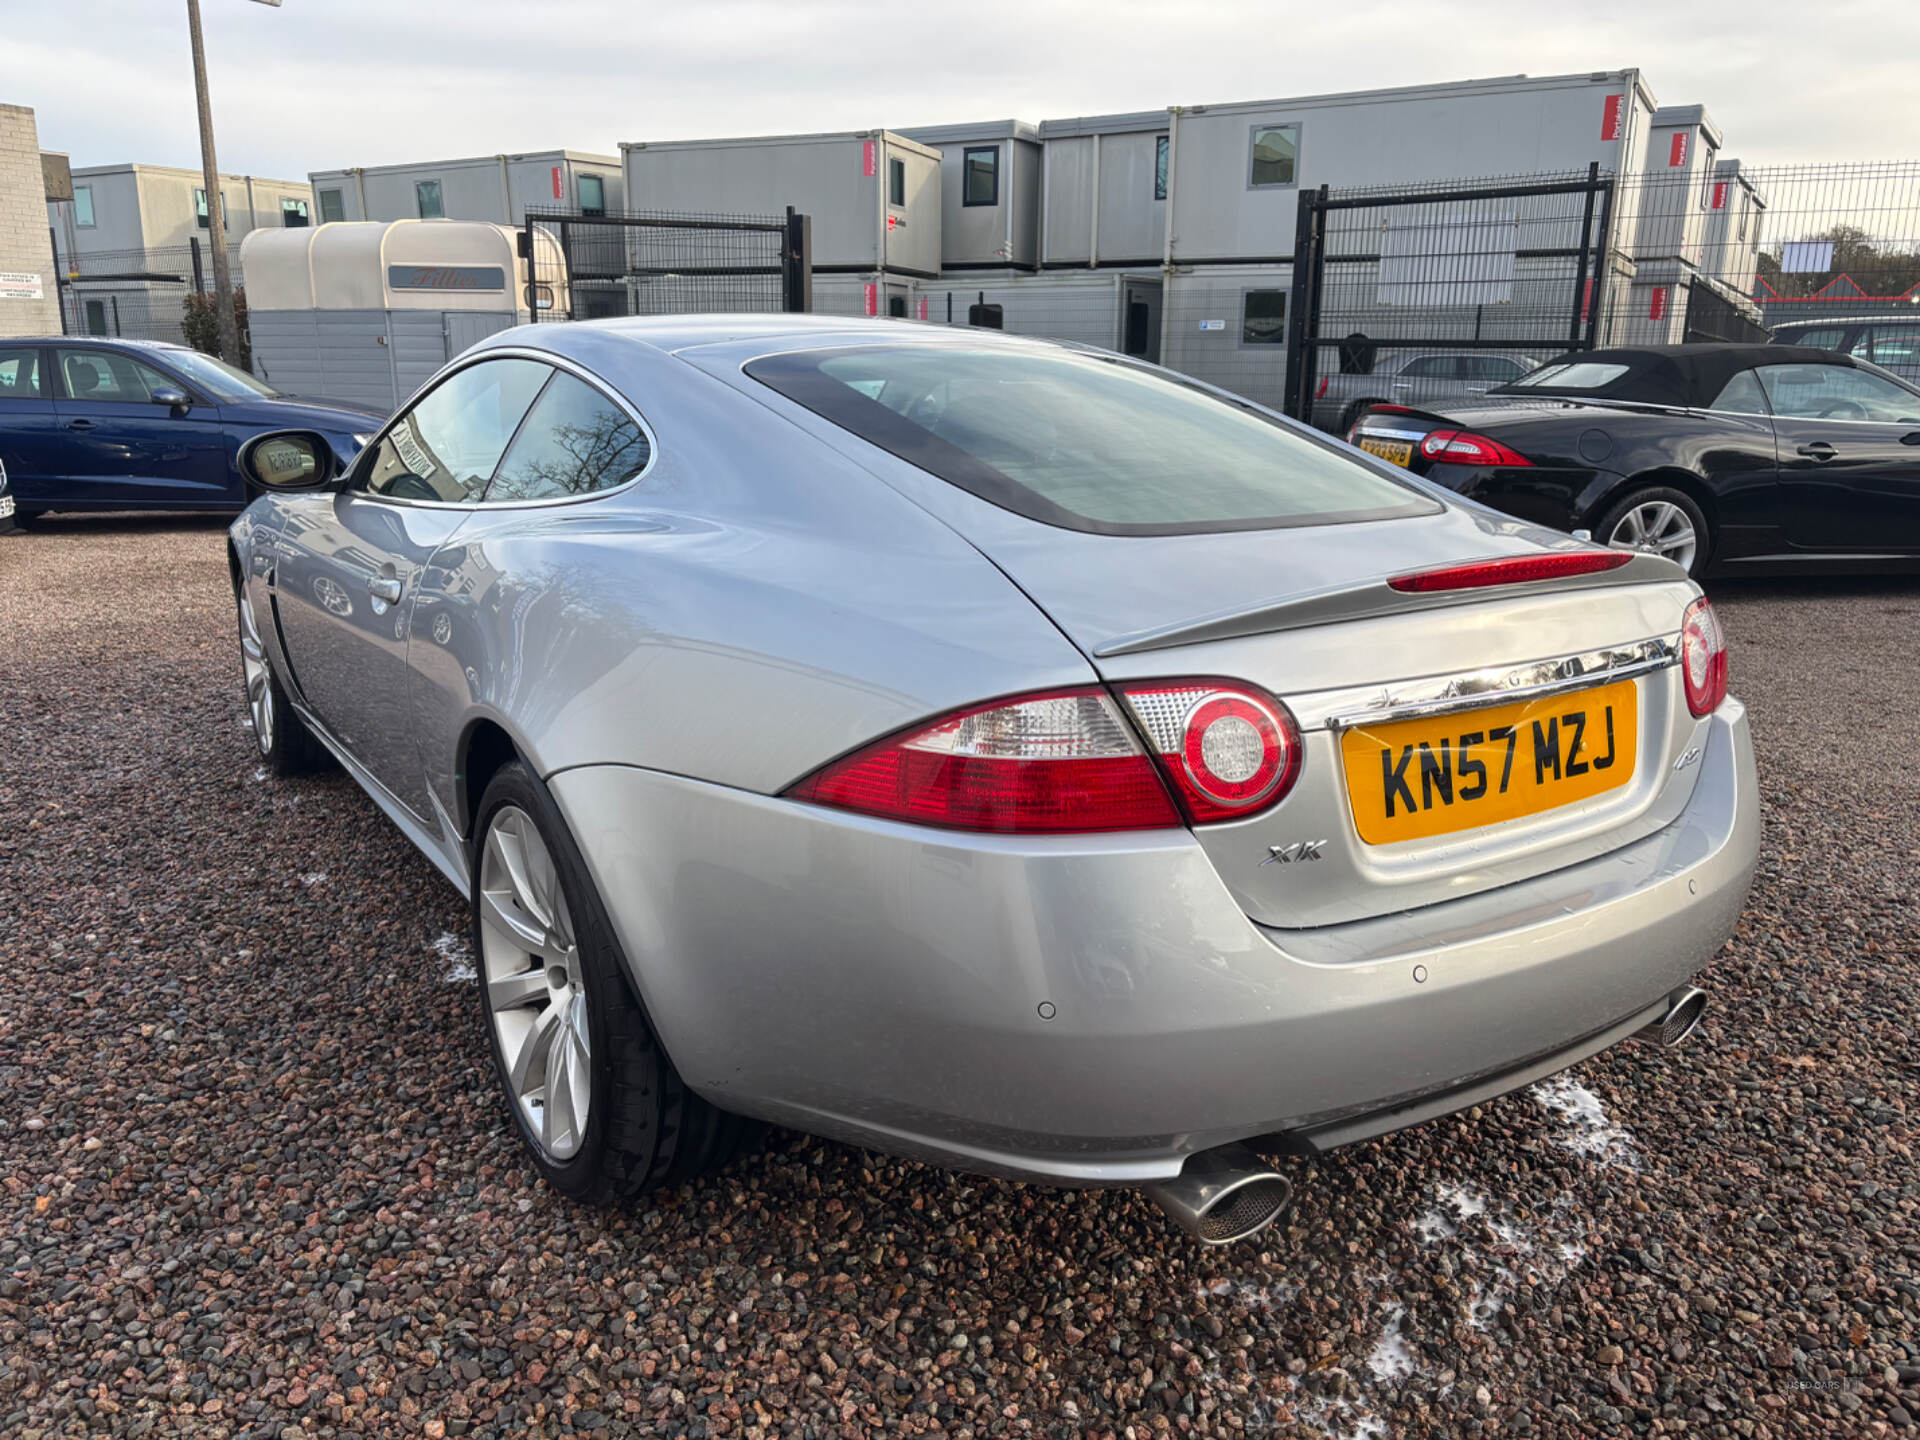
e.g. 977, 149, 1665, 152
6, 0, 1917, 179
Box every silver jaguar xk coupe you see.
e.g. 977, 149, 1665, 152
229, 315, 1757, 1244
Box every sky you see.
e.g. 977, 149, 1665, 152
6, 0, 1918, 179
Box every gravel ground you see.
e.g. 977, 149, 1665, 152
3, 515, 1918, 1440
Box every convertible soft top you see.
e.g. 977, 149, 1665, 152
1493, 343, 1854, 409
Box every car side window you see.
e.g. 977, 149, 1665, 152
0, 347, 43, 399
484, 372, 651, 503
1866, 327, 1920, 369
360, 358, 550, 503
1756, 363, 1920, 424
1707, 369, 1769, 415
55, 349, 176, 403
1399, 356, 1455, 379
1782, 327, 1847, 351
1460, 356, 1524, 381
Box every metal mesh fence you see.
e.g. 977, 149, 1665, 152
523, 208, 804, 321
55, 242, 240, 347
1280, 159, 1920, 426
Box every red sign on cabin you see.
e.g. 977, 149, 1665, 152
1600, 94, 1624, 141
862, 141, 876, 178
1649, 287, 1669, 321
1669, 133, 1690, 167
1711, 181, 1728, 210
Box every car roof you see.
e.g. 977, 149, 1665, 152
0, 335, 188, 352
1772, 315, 1918, 331
523, 313, 1080, 356
1504, 343, 1857, 408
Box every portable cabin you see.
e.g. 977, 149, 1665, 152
240, 220, 564, 410
622, 129, 942, 280
1038, 110, 1172, 270
897, 119, 1043, 271
307, 151, 624, 227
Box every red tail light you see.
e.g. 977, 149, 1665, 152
1680, 596, 1729, 716
1388, 550, 1632, 593
1418, 429, 1533, 467
1115, 680, 1303, 824
1314, 376, 1329, 399
785, 688, 1181, 833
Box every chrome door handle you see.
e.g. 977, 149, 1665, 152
368, 576, 403, 603
1795, 442, 1837, 461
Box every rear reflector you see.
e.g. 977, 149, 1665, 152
1387, 551, 1632, 593
1418, 429, 1534, 466
785, 688, 1181, 833
1116, 680, 1303, 824
1680, 596, 1729, 716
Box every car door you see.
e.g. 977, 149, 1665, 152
269, 354, 552, 814
406, 364, 658, 821
48, 347, 235, 508
0, 345, 60, 515
1757, 360, 1920, 552
1387, 354, 1459, 411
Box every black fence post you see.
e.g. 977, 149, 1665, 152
1569, 161, 1598, 348
557, 219, 576, 322
784, 207, 812, 313
50, 226, 68, 335
1586, 173, 1618, 349
1283, 186, 1326, 420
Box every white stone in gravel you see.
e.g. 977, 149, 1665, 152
299, 871, 329, 887
433, 931, 476, 984
1366, 1304, 1417, 1383
1530, 1076, 1638, 1168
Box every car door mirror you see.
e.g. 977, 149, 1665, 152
150, 386, 190, 412
238, 430, 343, 492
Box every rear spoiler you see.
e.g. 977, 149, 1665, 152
1092, 551, 1686, 657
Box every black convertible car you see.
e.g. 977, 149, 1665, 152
1348, 344, 1920, 579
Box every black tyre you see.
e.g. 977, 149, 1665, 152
471, 760, 751, 1202
1592, 485, 1712, 581
235, 583, 327, 774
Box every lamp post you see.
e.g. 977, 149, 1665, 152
186, 0, 280, 365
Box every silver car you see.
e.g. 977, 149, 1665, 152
1310, 349, 1541, 434
230, 316, 1756, 1244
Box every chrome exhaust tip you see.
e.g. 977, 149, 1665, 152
1635, 985, 1708, 1048
1143, 1144, 1293, 1246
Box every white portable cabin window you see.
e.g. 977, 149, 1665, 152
73, 185, 95, 228
318, 188, 345, 224
1248, 125, 1299, 188
416, 180, 444, 219
579, 174, 606, 216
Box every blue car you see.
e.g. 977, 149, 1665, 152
0, 336, 382, 523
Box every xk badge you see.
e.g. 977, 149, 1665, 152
1262, 839, 1327, 867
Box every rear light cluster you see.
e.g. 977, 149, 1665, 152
1418, 429, 1534, 467
787, 681, 1302, 834
1680, 596, 1730, 717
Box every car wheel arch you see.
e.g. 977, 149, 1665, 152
1586, 467, 1720, 535
458, 717, 522, 845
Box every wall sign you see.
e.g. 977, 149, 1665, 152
1198, 319, 1225, 331
862, 141, 876, 178
1600, 94, 1624, 142
1649, 286, 1669, 321
0, 272, 45, 301
551, 166, 563, 200
1668, 133, 1690, 167
387, 265, 506, 292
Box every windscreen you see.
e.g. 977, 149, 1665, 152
163, 349, 281, 400
747, 345, 1437, 535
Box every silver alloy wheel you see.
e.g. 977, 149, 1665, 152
238, 590, 274, 755
479, 806, 591, 1162
1606, 499, 1698, 571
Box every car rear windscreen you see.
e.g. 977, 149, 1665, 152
746, 345, 1438, 535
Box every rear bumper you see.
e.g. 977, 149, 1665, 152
550, 698, 1756, 1185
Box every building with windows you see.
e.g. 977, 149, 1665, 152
306, 151, 624, 227
44, 162, 313, 340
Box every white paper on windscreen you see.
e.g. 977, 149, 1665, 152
1376, 215, 1518, 308
1779, 240, 1835, 274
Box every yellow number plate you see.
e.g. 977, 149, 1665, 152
1340, 680, 1638, 846
1357, 436, 1413, 467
